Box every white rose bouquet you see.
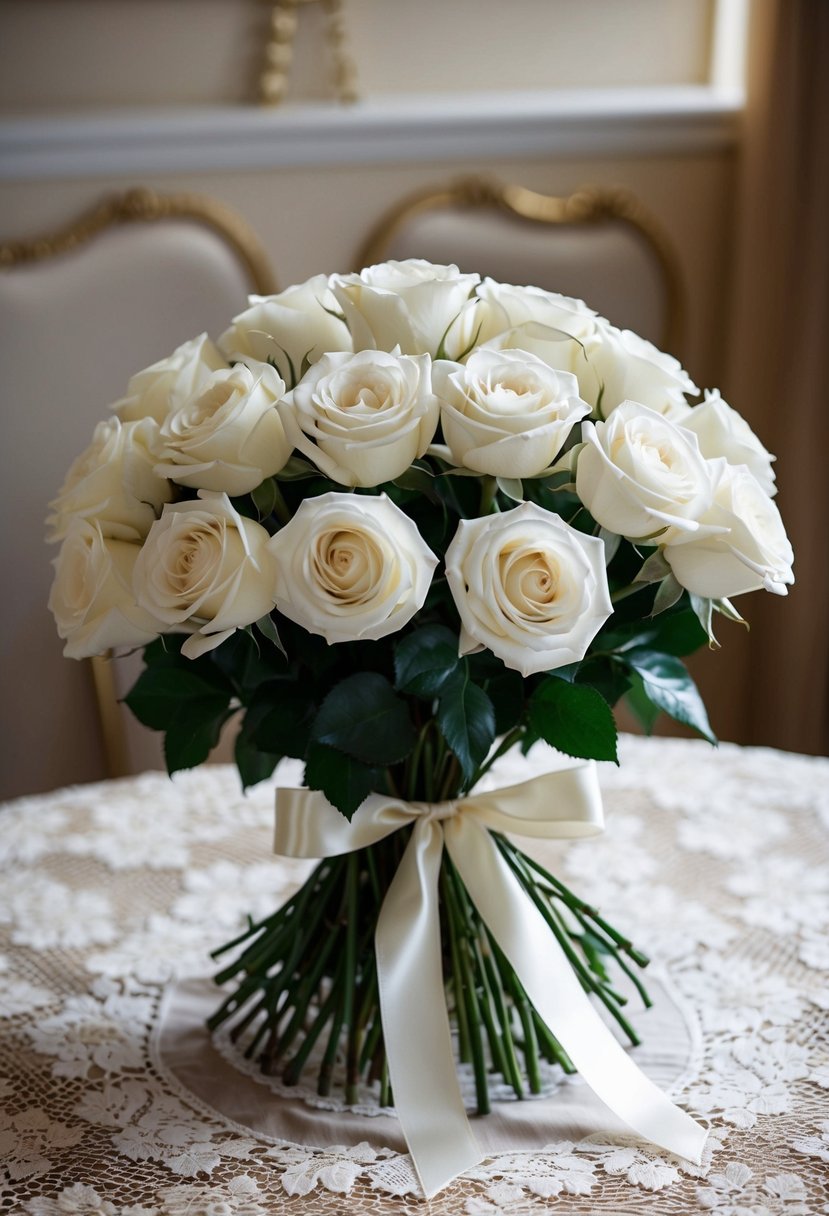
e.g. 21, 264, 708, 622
48, 260, 793, 1194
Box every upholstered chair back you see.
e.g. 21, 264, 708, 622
356, 177, 685, 357
0, 190, 275, 798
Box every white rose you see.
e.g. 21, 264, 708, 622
444, 501, 612, 676
577, 401, 714, 539
470, 278, 597, 346
48, 519, 161, 659
582, 321, 697, 418
331, 259, 480, 355
47, 417, 173, 543
113, 333, 227, 423
664, 461, 794, 598
152, 361, 290, 496
218, 275, 352, 385
279, 349, 438, 487
681, 389, 776, 496
132, 491, 278, 659
433, 348, 589, 478
268, 492, 437, 644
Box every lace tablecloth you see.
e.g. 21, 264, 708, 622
2, 736, 828, 1215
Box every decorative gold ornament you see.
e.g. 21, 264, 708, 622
260, 0, 359, 106
0, 186, 277, 294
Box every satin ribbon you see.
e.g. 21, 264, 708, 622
274, 762, 707, 1197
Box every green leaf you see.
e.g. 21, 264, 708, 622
436, 673, 496, 784
163, 707, 233, 775
485, 669, 525, 735
394, 625, 461, 698
623, 672, 662, 735
634, 549, 672, 585
529, 678, 618, 762
276, 455, 321, 482
124, 666, 230, 732
251, 477, 279, 521
688, 594, 720, 647
392, 465, 439, 502
651, 574, 684, 616
311, 673, 415, 766
623, 648, 717, 744
574, 657, 632, 707
304, 742, 380, 820
248, 683, 317, 758
234, 727, 281, 791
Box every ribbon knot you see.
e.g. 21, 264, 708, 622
415, 799, 460, 823
274, 758, 707, 1197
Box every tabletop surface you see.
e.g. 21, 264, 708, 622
1, 735, 828, 1215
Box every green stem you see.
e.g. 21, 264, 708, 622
479, 474, 498, 514
516, 850, 650, 967
441, 866, 471, 1065
468, 725, 525, 789
344, 855, 360, 1104
445, 859, 489, 1114
496, 838, 641, 1045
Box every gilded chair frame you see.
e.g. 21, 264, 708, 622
2, 186, 277, 778
355, 175, 686, 356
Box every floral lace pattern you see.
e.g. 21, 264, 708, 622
1, 736, 828, 1214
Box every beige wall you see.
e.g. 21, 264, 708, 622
0, 0, 715, 111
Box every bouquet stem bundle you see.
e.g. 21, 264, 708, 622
208, 837, 650, 1114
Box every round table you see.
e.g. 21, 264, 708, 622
1, 736, 828, 1214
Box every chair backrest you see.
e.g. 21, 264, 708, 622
355, 176, 685, 357
0, 188, 276, 798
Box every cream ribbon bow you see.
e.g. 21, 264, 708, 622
274, 761, 707, 1197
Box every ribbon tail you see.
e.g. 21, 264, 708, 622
446, 817, 708, 1166
374, 818, 483, 1197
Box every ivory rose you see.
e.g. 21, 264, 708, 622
268, 492, 437, 644
576, 401, 714, 539
469, 279, 597, 346
218, 275, 352, 385
664, 461, 794, 599
681, 389, 776, 496
132, 492, 277, 659
152, 362, 290, 496
113, 333, 227, 423
582, 322, 697, 418
279, 349, 438, 487
331, 260, 480, 355
433, 348, 590, 478
445, 502, 612, 676
48, 519, 161, 659
47, 416, 173, 543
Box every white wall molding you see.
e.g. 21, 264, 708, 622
0, 86, 744, 182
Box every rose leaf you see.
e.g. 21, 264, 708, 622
311, 672, 415, 766
621, 648, 717, 745
304, 742, 381, 820
124, 666, 231, 732
436, 673, 496, 785
528, 678, 618, 763
394, 625, 461, 698
163, 707, 234, 775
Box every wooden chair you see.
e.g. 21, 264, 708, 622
0, 188, 276, 798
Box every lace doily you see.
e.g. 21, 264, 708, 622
1, 736, 828, 1214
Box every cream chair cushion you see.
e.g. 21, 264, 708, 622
387, 207, 666, 346
0, 220, 257, 798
